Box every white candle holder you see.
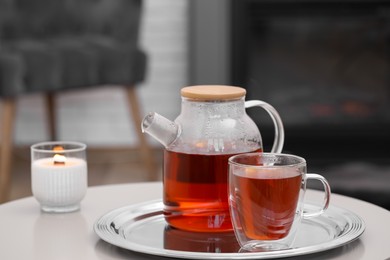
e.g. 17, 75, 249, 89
31, 141, 87, 213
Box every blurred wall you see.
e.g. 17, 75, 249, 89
11, 0, 188, 147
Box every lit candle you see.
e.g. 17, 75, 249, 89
31, 142, 87, 213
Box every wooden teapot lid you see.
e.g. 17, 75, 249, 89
181, 85, 246, 100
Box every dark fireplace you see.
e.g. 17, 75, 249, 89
229, 0, 390, 208
231, 0, 390, 163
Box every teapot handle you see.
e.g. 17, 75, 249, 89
245, 100, 284, 153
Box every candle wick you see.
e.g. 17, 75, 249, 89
54, 161, 65, 165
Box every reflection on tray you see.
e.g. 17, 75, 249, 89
163, 225, 241, 253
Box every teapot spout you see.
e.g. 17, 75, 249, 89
141, 112, 179, 148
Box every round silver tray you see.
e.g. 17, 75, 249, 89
94, 199, 365, 259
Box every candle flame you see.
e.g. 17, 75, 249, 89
53, 154, 66, 165
53, 146, 64, 152
53, 146, 66, 165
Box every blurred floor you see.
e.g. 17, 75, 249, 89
8, 147, 163, 202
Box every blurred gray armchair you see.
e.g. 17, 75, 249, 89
0, 0, 157, 202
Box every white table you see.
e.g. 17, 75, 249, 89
0, 182, 389, 259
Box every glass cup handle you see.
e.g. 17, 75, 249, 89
303, 173, 331, 219
245, 100, 285, 153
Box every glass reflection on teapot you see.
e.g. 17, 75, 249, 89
163, 225, 240, 253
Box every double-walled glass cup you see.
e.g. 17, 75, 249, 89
228, 153, 331, 251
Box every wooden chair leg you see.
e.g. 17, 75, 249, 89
126, 87, 158, 181
0, 98, 16, 203
45, 93, 57, 141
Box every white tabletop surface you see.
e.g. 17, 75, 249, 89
0, 182, 389, 260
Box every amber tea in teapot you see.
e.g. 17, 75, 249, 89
164, 149, 262, 232
142, 85, 284, 232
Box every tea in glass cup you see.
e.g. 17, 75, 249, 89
228, 153, 331, 251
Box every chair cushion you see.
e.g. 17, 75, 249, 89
0, 0, 146, 97
49, 38, 100, 88
0, 52, 25, 96
0, 36, 146, 96
84, 36, 146, 85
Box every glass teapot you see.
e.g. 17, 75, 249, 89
142, 85, 284, 232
